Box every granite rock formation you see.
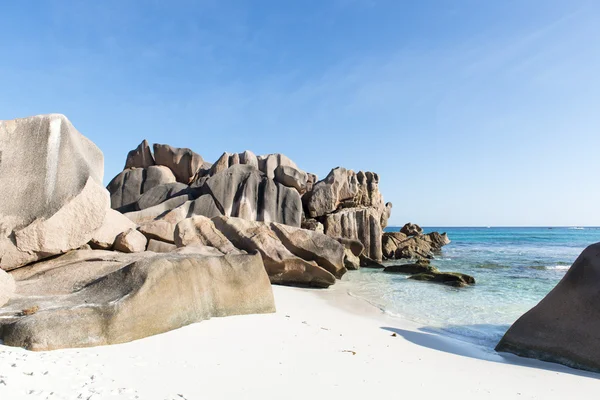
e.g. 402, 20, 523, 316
0, 114, 109, 270
0, 251, 275, 351
496, 243, 600, 372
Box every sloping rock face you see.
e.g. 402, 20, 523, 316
0, 251, 275, 351
496, 243, 600, 372
202, 165, 302, 227
153, 144, 204, 184
90, 208, 137, 250
107, 166, 177, 211
212, 216, 336, 287
174, 216, 243, 255
0, 114, 104, 228
1, 114, 109, 270
124, 139, 155, 169
270, 222, 346, 279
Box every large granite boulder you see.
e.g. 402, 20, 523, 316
124, 139, 155, 169
202, 164, 302, 227
0, 114, 104, 229
153, 144, 204, 184
422, 231, 451, 249
394, 235, 435, 260
496, 243, 600, 372
0, 251, 275, 350
382, 232, 408, 258
400, 223, 423, 237
270, 222, 346, 279
174, 216, 243, 255
107, 166, 177, 211
305, 168, 384, 218
212, 216, 336, 287
89, 208, 137, 250
2, 177, 109, 270
383, 231, 449, 260
0, 114, 108, 270
323, 207, 383, 261
0, 269, 15, 307
114, 229, 148, 253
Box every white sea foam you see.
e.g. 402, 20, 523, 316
545, 265, 571, 271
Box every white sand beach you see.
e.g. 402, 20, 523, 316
0, 284, 598, 400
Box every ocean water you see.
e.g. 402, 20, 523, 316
342, 227, 600, 350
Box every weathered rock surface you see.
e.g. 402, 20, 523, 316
305, 168, 384, 218
212, 216, 336, 287
202, 165, 302, 227
90, 208, 137, 250
394, 236, 434, 260
382, 232, 408, 258
146, 239, 177, 253
123, 195, 193, 225
174, 216, 243, 255
422, 231, 451, 249
343, 249, 360, 270
274, 165, 308, 193
270, 222, 346, 279
107, 166, 177, 211
334, 237, 364, 258
323, 208, 383, 261
0, 114, 107, 271
359, 255, 386, 269
0, 269, 15, 307
301, 218, 324, 233
157, 196, 222, 224
138, 220, 177, 244
0, 114, 104, 230
0, 252, 275, 350
114, 229, 147, 253
400, 223, 423, 237
384, 260, 438, 274
124, 139, 155, 169
2, 178, 109, 270
496, 243, 600, 372
136, 182, 190, 211
153, 144, 204, 184
408, 271, 475, 287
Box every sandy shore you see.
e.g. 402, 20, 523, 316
0, 283, 598, 399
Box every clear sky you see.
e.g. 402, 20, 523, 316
1, 1, 599, 226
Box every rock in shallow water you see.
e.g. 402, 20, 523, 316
383, 260, 439, 274
496, 242, 600, 372
408, 271, 475, 287
0, 251, 275, 351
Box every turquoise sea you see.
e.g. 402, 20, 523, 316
343, 227, 600, 350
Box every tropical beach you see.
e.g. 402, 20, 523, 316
2, 1, 600, 399
1, 284, 599, 399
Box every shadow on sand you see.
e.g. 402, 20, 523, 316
381, 325, 599, 380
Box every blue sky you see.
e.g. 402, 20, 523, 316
1, 0, 599, 226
